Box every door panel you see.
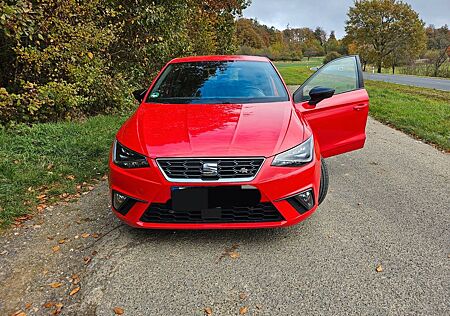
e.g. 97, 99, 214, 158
293, 56, 369, 158
296, 89, 369, 157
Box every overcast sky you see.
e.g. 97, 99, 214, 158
243, 0, 450, 38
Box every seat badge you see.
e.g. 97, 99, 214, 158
201, 162, 218, 177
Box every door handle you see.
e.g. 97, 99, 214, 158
353, 104, 367, 111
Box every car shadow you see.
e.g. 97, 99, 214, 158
118, 217, 316, 247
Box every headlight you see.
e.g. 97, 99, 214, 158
271, 136, 314, 167
113, 139, 150, 168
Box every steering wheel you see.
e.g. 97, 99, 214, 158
240, 86, 265, 97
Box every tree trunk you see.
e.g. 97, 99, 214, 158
377, 63, 382, 73
392, 64, 395, 74
363, 63, 366, 71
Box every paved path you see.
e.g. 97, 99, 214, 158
363, 72, 450, 91
1, 118, 449, 315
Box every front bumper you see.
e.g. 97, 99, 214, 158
108, 151, 321, 229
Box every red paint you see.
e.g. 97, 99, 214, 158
109, 55, 369, 229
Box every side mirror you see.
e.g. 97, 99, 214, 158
308, 86, 335, 106
132, 88, 147, 103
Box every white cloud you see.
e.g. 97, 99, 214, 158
243, 0, 450, 38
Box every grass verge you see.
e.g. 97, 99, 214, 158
275, 61, 450, 152
0, 115, 128, 227
365, 81, 449, 151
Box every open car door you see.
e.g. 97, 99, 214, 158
293, 55, 369, 158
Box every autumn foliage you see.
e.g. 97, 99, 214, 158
0, 0, 250, 125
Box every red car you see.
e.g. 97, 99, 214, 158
109, 55, 369, 229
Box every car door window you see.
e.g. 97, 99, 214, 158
297, 57, 359, 102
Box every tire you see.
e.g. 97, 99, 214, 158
318, 158, 329, 205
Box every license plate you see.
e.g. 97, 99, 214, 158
171, 187, 208, 212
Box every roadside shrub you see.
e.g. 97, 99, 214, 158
323, 51, 342, 64
0, 0, 249, 125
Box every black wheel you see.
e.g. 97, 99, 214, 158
318, 158, 329, 205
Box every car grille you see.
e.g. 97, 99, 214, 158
140, 202, 284, 223
156, 158, 264, 182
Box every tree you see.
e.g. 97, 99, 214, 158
345, 0, 426, 73
425, 25, 450, 76
326, 31, 339, 53
314, 27, 327, 52
323, 51, 341, 64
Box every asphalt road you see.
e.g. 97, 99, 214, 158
363, 72, 450, 91
1, 118, 449, 315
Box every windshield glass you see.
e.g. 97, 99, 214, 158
146, 61, 289, 104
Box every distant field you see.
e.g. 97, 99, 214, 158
274, 60, 319, 84
275, 60, 450, 152
367, 61, 450, 78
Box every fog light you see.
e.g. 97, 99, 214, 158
286, 188, 315, 214
111, 190, 141, 216
295, 189, 315, 210
113, 191, 128, 210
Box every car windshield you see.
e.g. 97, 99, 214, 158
146, 60, 289, 104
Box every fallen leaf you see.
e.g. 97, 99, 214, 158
239, 306, 248, 315
58, 239, 67, 244
204, 307, 213, 315
69, 287, 80, 296
25, 303, 32, 309
49, 282, 63, 288
217, 244, 240, 262
113, 306, 124, 315
229, 251, 240, 259
375, 264, 383, 272
52, 245, 60, 252
239, 293, 247, 300
87, 52, 94, 59
37, 194, 47, 200
83, 256, 91, 264
66, 175, 75, 180
81, 233, 90, 238
47, 163, 54, 170
43, 302, 55, 308
52, 303, 63, 315
92, 233, 99, 238
12, 311, 26, 316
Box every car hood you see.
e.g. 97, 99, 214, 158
116, 101, 305, 158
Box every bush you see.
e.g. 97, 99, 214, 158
0, 0, 249, 125
323, 51, 342, 64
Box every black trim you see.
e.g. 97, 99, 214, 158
140, 201, 284, 223
293, 55, 364, 104
355, 55, 364, 88
112, 190, 143, 216
285, 189, 315, 215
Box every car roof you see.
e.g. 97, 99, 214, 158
169, 55, 270, 64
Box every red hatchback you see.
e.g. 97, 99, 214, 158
109, 55, 369, 229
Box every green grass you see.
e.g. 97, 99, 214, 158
365, 81, 450, 150
0, 115, 128, 226
274, 59, 321, 85
274, 60, 450, 151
